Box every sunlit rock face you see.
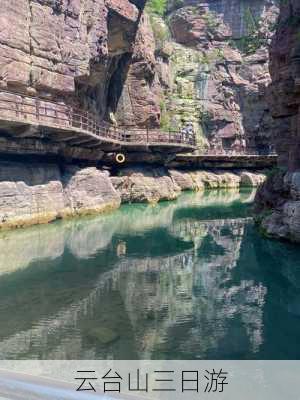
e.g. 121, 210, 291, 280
0, 162, 121, 229
0, 0, 143, 120
255, 1, 300, 242
111, 167, 265, 204
151, 0, 279, 151
0, 162, 265, 229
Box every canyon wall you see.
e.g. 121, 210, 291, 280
0, 0, 279, 229
142, 0, 279, 152
255, 1, 300, 242
0, 0, 279, 148
0, 160, 265, 229
0, 0, 144, 118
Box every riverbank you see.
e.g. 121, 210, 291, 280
0, 161, 266, 230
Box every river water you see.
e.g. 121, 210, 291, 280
0, 189, 300, 360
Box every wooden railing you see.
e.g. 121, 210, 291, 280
0, 90, 196, 149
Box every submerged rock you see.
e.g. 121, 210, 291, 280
86, 327, 120, 345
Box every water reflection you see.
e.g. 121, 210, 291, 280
1, 188, 300, 359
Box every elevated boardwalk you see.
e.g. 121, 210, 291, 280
170, 153, 277, 170
0, 90, 196, 154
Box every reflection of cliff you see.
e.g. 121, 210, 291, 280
0, 189, 255, 275
113, 218, 266, 359
0, 189, 265, 359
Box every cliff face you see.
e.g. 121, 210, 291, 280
0, 0, 279, 143
255, 1, 300, 242
145, 0, 279, 151
0, 0, 144, 119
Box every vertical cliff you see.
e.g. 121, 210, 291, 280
255, 1, 300, 242
0, 0, 145, 120
140, 0, 279, 151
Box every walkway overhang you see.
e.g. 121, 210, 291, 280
0, 90, 197, 160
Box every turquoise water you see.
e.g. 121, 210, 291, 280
0, 189, 300, 360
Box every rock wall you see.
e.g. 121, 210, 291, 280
0, 160, 265, 229
113, 13, 162, 128
0, 162, 121, 229
145, 0, 279, 151
111, 166, 265, 203
0, 0, 279, 151
255, 1, 300, 242
0, 0, 144, 119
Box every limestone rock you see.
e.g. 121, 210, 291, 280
189, 171, 241, 189
114, 13, 161, 128
63, 167, 121, 216
111, 167, 181, 203
256, 171, 300, 242
239, 172, 266, 187
152, 0, 279, 152
0, 0, 143, 126
168, 169, 195, 190
0, 162, 121, 229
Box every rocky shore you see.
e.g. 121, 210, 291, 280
0, 161, 266, 230
255, 171, 300, 242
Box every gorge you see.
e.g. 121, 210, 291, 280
0, 0, 280, 229
2, 0, 300, 364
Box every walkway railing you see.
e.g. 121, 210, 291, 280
197, 148, 277, 157
0, 90, 196, 149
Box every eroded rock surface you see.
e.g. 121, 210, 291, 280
255, 1, 300, 242
111, 167, 266, 204
0, 162, 121, 229
0, 160, 266, 229
111, 167, 181, 203
0, 0, 143, 120
149, 0, 279, 152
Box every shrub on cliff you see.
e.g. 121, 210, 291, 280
146, 0, 167, 16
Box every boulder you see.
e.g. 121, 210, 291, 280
240, 172, 266, 187
111, 167, 181, 203
0, 162, 121, 229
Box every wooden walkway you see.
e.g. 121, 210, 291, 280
0, 90, 196, 152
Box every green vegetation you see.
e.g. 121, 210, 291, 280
202, 11, 220, 33
159, 100, 171, 131
149, 14, 170, 48
230, 7, 267, 55
146, 0, 168, 16
199, 48, 224, 66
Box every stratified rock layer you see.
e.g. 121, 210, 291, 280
111, 167, 266, 204
151, 0, 279, 152
0, 162, 121, 229
0, 161, 266, 229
